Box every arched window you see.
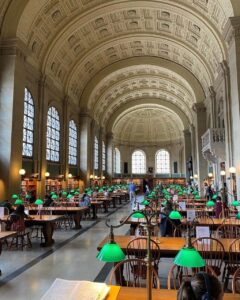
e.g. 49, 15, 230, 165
22, 88, 34, 157
156, 150, 170, 173
114, 148, 121, 174
68, 120, 77, 165
102, 141, 106, 171
132, 150, 146, 174
94, 136, 99, 170
46, 107, 60, 162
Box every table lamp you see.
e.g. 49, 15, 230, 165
174, 228, 205, 268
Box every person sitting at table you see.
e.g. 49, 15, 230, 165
160, 200, 181, 237
8, 204, 33, 232
177, 272, 223, 300
103, 189, 109, 198
79, 192, 91, 207
0, 199, 15, 214
43, 194, 54, 207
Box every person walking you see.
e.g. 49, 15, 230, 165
128, 181, 136, 208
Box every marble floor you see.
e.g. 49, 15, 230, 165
0, 198, 174, 300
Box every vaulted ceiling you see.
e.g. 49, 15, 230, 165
0, 0, 239, 144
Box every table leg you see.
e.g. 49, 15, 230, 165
91, 205, 97, 219
73, 212, 82, 229
103, 202, 108, 213
41, 222, 55, 247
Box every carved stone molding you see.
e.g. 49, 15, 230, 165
192, 102, 206, 113
223, 16, 240, 47
0, 38, 28, 59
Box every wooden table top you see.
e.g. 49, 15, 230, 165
0, 215, 64, 222
120, 216, 160, 224
0, 231, 17, 240
97, 235, 239, 253
107, 287, 239, 300
182, 217, 240, 226
27, 206, 88, 212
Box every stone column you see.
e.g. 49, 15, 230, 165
190, 124, 197, 175
193, 103, 208, 194
183, 129, 192, 180
223, 17, 240, 200
79, 113, 93, 186
99, 128, 103, 178
0, 39, 26, 199
61, 96, 69, 177
209, 86, 217, 128
106, 132, 113, 181
35, 76, 48, 199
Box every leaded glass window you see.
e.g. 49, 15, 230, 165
156, 150, 170, 173
114, 148, 121, 173
69, 120, 77, 165
94, 136, 99, 170
132, 150, 146, 174
22, 88, 34, 157
102, 141, 106, 171
46, 107, 60, 162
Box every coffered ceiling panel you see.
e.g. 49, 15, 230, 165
112, 106, 184, 144
87, 65, 195, 127
14, 0, 234, 101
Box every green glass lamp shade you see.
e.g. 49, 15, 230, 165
165, 195, 171, 200
50, 192, 55, 195
236, 212, 240, 219
169, 210, 182, 220
96, 242, 126, 262
12, 194, 18, 199
62, 191, 67, 197
35, 199, 43, 205
74, 191, 79, 195
99, 188, 104, 193
195, 195, 201, 200
26, 195, 31, 199
147, 195, 153, 199
141, 200, 149, 206
15, 199, 23, 205
70, 189, 75, 193
67, 194, 72, 199
192, 191, 198, 195
206, 200, 215, 207
132, 211, 145, 219
178, 192, 183, 196
231, 200, 239, 207
212, 194, 218, 200
162, 200, 167, 206
51, 194, 58, 199
174, 247, 205, 267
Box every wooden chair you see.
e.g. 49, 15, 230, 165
108, 258, 160, 288
8, 215, 32, 250
167, 264, 217, 290
216, 224, 240, 239
174, 223, 196, 238
232, 267, 240, 294
126, 237, 160, 274
192, 237, 225, 277
223, 238, 240, 290
135, 223, 159, 237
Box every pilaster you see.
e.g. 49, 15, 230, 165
223, 17, 240, 200
79, 112, 93, 185
183, 129, 192, 180
192, 103, 208, 193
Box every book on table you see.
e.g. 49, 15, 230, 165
41, 278, 110, 300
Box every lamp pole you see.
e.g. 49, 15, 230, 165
99, 210, 159, 300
